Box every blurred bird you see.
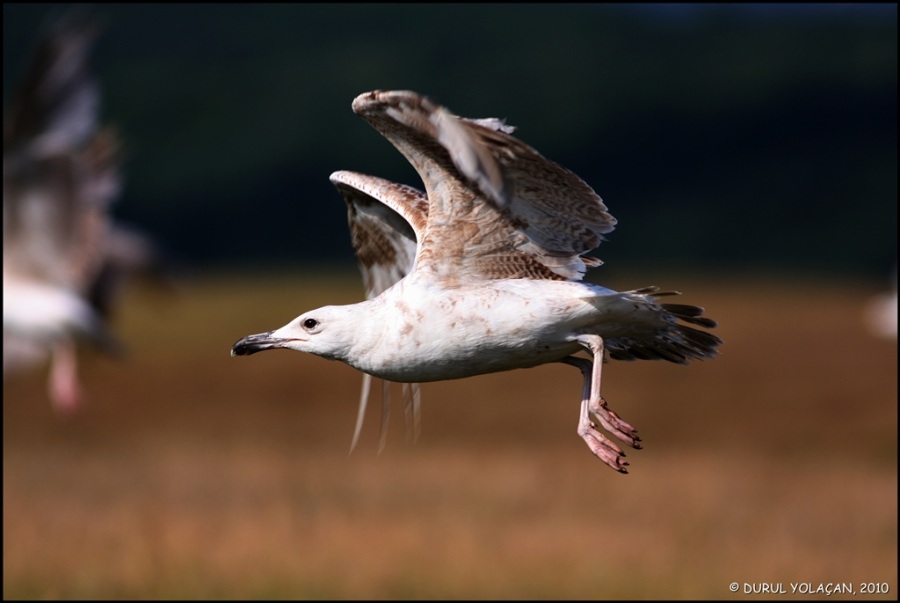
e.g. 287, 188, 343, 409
232, 90, 721, 473
864, 269, 897, 340
3, 12, 167, 414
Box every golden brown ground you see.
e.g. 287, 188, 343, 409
3, 271, 897, 599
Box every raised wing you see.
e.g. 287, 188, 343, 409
329, 170, 428, 453
4, 11, 101, 159
350, 89, 617, 283
3, 12, 115, 293
330, 170, 427, 298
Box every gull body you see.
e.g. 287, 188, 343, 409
233, 90, 721, 472
248, 277, 676, 384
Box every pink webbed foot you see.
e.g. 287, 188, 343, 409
577, 415, 630, 473
590, 396, 642, 450
562, 342, 641, 473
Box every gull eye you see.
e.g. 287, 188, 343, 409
303, 318, 319, 330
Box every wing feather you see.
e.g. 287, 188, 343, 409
329, 170, 427, 298
350, 90, 616, 283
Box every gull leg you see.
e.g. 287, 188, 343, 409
561, 356, 628, 472
49, 340, 81, 416
573, 334, 641, 449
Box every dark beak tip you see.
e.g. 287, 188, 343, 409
230, 336, 256, 357
231, 332, 280, 357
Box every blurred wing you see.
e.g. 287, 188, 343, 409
4, 11, 101, 158
330, 170, 427, 453
3, 13, 114, 292
350, 89, 617, 283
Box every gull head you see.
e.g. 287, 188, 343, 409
231, 305, 356, 360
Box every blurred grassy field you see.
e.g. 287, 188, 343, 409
3, 271, 897, 599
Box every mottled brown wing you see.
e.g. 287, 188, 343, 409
350, 89, 617, 283
4, 11, 100, 157
330, 170, 427, 299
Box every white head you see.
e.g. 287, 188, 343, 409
231, 304, 360, 362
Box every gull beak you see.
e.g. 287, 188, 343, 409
231, 331, 288, 356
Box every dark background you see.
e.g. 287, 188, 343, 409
4, 3, 897, 279
4, 5, 897, 599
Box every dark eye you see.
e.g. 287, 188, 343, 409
303, 318, 319, 330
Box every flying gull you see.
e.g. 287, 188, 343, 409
4, 12, 166, 414
232, 90, 722, 472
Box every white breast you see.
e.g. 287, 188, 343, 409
348, 277, 600, 382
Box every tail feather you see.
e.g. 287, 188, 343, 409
607, 325, 720, 363
661, 303, 718, 328
601, 288, 722, 364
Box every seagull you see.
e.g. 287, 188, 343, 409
3, 12, 165, 414
232, 90, 722, 473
